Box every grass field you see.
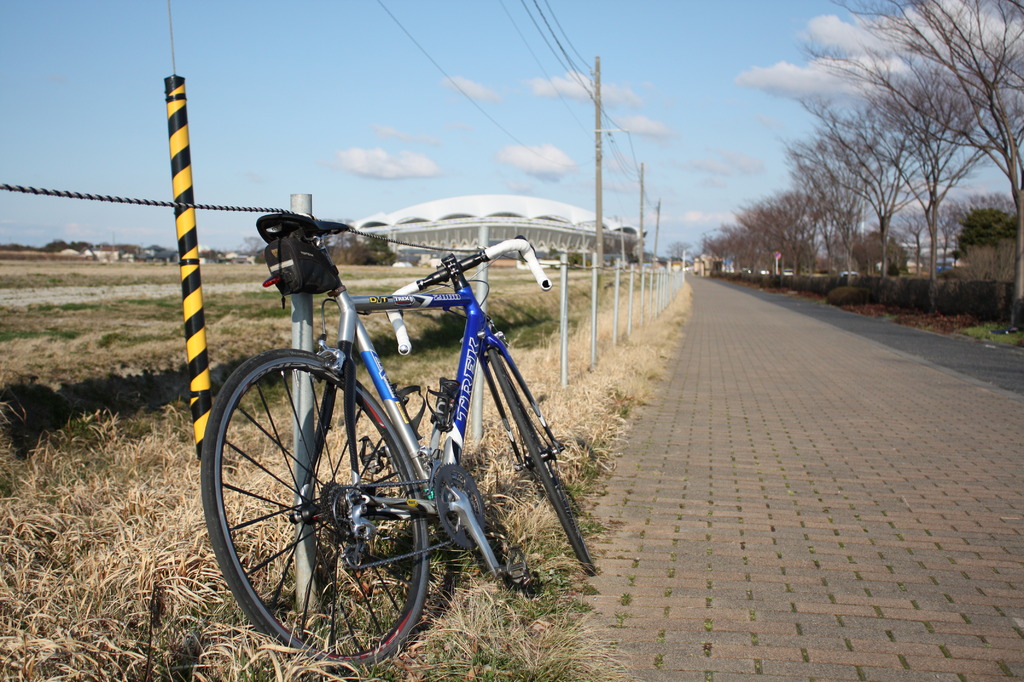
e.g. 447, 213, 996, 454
0, 259, 691, 680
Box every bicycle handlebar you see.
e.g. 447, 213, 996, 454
387, 237, 551, 355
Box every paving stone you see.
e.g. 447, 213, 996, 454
586, 277, 1024, 681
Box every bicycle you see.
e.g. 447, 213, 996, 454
200, 212, 595, 664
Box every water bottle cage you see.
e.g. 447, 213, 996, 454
428, 378, 460, 432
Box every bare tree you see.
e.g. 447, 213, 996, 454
735, 191, 818, 274
893, 209, 928, 274
239, 236, 264, 256
835, 0, 1024, 324
802, 99, 915, 276
874, 71, 984, 309
666, 241, 692, 261
787, 136, 866, 275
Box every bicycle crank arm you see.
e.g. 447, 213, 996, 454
447, 486, 502, 575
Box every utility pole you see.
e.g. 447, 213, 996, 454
653, 199, 661, 265
594, 56, 603, 267
637, 162, 645, 266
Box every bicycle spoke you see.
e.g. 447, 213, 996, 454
202, 351, 430, 662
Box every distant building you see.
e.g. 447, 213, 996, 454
353, 194, 639, 259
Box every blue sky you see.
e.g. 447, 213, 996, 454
0, 1, 1006, 252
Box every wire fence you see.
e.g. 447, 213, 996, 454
1, 183, 636, 265
1, 182, 685, 385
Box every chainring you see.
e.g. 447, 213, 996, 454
433, 463, 486, 549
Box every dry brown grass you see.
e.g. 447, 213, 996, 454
0, 261, 691, 680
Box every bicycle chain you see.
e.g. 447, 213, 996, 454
354, 538, 454, 571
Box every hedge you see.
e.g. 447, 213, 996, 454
716, 273, 1014, 321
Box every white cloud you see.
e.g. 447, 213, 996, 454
442, 76, 502, 103
802, 14, 887, 56
328, 148, 442, 179
735, 60, 853, 99
527, 71, 642, 108
527, 71, 590, 101
685, 150, 764, 177
682, 210, 734, 225
372, 124, 440, 146
616, 114, 676, 144
602, 82, 644, 108
737, 14, 897, 100
495, 143, 577, 181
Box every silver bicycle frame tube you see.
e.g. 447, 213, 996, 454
334, 288, 428, 482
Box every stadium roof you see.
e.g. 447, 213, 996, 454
353, 194, 631, 232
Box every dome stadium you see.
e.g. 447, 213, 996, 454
353, 194, 638, 255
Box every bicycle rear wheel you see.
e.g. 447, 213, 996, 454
200, 349, 430, 663
484, 348, 595, 574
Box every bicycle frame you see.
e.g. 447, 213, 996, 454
323, 273, 520, 573
344, 286, 495, 465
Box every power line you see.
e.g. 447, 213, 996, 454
518, 0, 593, 98
375, 0, 577, 169
541, 0, 590, 69
497, 0, 591, 139
531, 0, 591, 78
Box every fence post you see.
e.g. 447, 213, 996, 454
163, 74, 211, 460
627, 264, 634, 338
560, 253, 569, 387
639, 267, 646, 326
290, 193, 317, 610
612, 260, 621, 346
590, 254, 599, 370
471, 224, 489, 440
651, 267, 657, 316
658, 268, 664, 314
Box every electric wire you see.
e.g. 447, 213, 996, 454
540, 0, 590, 70
375, 0, 576, 169
517, 0, 592, 98
497, 0, 591, 139
531, 0, 591, 81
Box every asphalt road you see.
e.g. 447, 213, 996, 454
717, 279, 1024, 399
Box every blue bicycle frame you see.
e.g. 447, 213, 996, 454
328, 259, 534, 574
347, 284, 498, 464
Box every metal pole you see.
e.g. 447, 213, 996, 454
612, 260, 620, 345
290, 193, 317, 610
471, 224, 489, 440
650, 266, 657, 316
594, 56, 604, 268
638, 162, 645, 268
660, 269, 666, 313
639, 267, 646, 326
627, 264, 634, 337
590, 253, 598, 370
164, 75, 211, 460
560, 253, 569, 387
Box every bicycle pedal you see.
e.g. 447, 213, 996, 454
501, 545, 531, 586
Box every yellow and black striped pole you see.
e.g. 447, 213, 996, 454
164, 74, 211, 459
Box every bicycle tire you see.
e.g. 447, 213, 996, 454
485, 348, 596, 574
201, 349, 430, 663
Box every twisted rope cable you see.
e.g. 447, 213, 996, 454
1, 182, 622, 263
1, 183, 293, 214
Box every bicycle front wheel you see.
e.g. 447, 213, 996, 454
200, 349, 430, 664
485, 348, 595, 574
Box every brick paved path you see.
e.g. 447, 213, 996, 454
587, 276, 1024, 681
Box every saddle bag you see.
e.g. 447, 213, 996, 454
263, 236, 342, 295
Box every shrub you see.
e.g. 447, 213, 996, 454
827, 286, 871, 307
